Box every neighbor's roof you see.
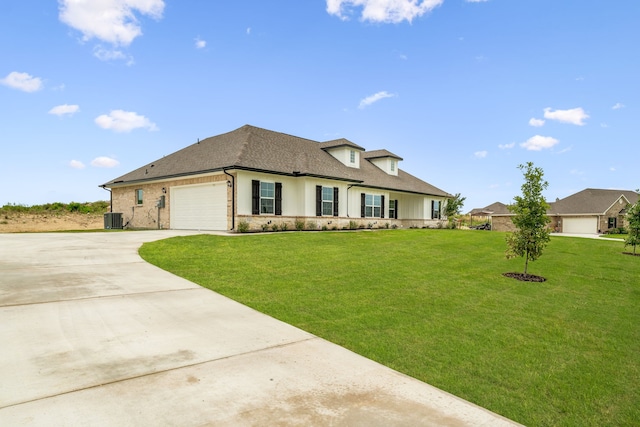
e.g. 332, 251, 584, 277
468, 202, 510, 216
102, 125, 451, 197
548, 188, 639, 215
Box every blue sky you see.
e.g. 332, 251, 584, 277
1, 0, 638, 211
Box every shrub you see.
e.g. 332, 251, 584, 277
280, 223, 288, 231
306, 221, 317, 231
237, 221, 250, 233
271, 223, 279, 232
295, 219, 305, 231
261, 223, 269, 232
349, 220, 357, 230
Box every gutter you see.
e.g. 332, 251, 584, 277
223, 168, 235, 231
99, 185, 112, 212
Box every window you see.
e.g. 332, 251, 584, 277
135, 189, 143, 205
361, 193, 385, 218
390, 160, 395, 172
316, 186, 338, 216
431, 200, 441, 219
260, 182, 275, 214
322, 187, 334, 216
350, 150, 356, 164
608, 217, 617, 229
252, 180, 282, 215
389, 199, 397, 219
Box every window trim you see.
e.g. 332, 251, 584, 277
135, 189, 144, 205
252, 180, 282, 215
361, 193, 385, 218
349, 150, 356, 164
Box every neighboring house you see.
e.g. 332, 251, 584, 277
547, 188, 639, 234
468, 202, 510, 229
101, 125, 453, 231
480, 188, 639, 234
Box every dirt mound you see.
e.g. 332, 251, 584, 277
0, 212, 104, 233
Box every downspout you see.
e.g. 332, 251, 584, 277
100, 185, 112, 212
223, 169, 235, 231
346, 184, 356, 217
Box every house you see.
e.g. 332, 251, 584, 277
101, 125, 453, 231
468, 202, 509, 229
547, 188, 639, 234
480, 188, 639, 234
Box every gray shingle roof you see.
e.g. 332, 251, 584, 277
548, 188, 639, 214
469, 202, 510, 216
318, 138, 365, 151
363, 149, 403, 161
103, 125, 451, 197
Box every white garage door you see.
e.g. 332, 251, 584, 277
171, 183, 227, 230
563, 217, 598, 234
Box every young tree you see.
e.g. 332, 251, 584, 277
444, 193, 466, 229
505, 162, 551, 276
624, 191, 640, 255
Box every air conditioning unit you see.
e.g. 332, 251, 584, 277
104, 212, 123, 229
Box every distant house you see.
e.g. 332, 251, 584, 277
547, 188, 639, 234
480, 188, 639, 234
101, 125, 453, 231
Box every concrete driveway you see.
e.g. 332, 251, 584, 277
0, 231, 521, 426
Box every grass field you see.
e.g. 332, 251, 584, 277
140, 230, 639, 426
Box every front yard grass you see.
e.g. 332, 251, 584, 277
139, 230, 639, 426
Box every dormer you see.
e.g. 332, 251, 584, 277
319, 138, 365, 169
363, 150, 403, 176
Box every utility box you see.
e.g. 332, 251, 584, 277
156, 195, 165, 208
104, 212, 123, 229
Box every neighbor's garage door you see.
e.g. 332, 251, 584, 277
563, 217, 598, 234
171, 183, 227, 230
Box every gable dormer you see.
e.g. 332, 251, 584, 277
319, 138, 365, 169
363, 150, 403, 176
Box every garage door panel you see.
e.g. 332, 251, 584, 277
171, 184, 227, 230
563, 217, 598, 234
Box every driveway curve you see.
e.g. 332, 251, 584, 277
0, 231, 521, 426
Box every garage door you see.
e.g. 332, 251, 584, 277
563, 217, 598, 234
171, 183, 227, 230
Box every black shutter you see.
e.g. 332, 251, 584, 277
252, 180, 260, 215
381, 195, 385, 219
431, 200, 435, 219
394, 200, 398, 219
361, 193, 365, 218
275, 182, 282, 216
333, 187, 339, 217
316, 185, 322, 216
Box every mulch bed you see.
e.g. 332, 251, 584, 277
502, 272, 547, 282
622, 252, 640, 257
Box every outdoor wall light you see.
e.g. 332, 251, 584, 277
162, 187, 167, 194
227, 181, 232, 188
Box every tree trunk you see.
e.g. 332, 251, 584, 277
524, 250, 529, 275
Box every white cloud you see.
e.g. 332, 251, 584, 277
195, 37, 206, 49
69, 160, 86, 169
49, 104, 80, 117
543, 107, 589, 126
498, 142, 515, 149
520, 135, 559, 151
0, 71, 43, 92
246, 27, 252, 35
95, 110, 158, 132
358, 91, 396, 109
91, 156, 120, 168
93, 45, 131, 63
612, 102, 625, 110
58, 0, 164, 46
474, 150, 488, 158
529, 117, 545, 127
610, 167, 616, 172
326, 0, 444, 23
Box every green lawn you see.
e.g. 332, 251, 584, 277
139, 230, 639, 426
